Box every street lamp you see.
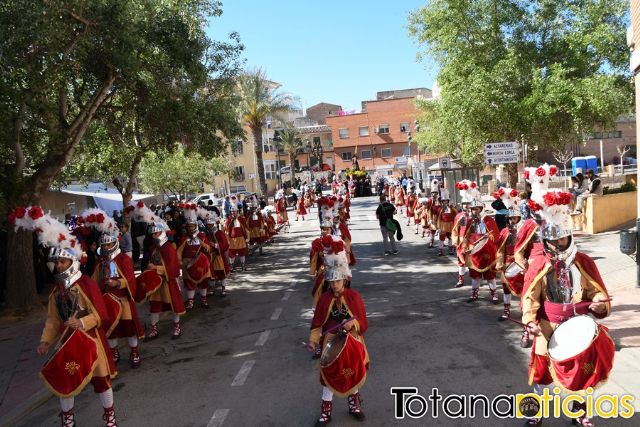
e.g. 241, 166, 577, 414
305, 139, 311, 170
311, 138, 324, 171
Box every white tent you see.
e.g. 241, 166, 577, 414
61, 184, 155, 214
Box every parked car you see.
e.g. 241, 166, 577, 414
191, 193, 219, 206
280, 166, 291, 174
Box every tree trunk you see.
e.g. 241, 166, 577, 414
5, 229, 42, 314
289, 153, 295, 187
123, 151, 144, 207
507, 163, 519, 188
251, 126, 267, 196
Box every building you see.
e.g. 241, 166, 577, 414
294, 125, 334, 171
326, 94, 432, 176
305, 102, 342, 125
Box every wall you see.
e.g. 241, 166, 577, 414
578, 191, 638, 234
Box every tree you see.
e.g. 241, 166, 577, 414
236, 68, 296, 196
0, 0, 242, 313
408, 0, 632, 187
139, 146, 229, 199
274, 121, 304, 187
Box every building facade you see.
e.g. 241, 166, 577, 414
326, 96, 430, 176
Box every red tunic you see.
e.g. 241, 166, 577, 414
296, 198, 307, 215
147, 242, 186, 314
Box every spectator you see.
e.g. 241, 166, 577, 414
259, 196, 267, 210
375, 195, 398, 256
223, 195, 231, 218
518, 191, 532, 220
573, 169, 602, 214
207, 199, 221, 217
119, 222, 133, 258
491, 197, 508, 230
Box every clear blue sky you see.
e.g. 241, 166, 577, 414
206, 0, 437, 113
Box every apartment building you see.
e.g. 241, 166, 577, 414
326, 92, 433, 176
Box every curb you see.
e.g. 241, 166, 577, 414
0, 389, 51, 427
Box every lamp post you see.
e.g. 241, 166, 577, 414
414, 120, 424, 190
305, 139, 311, 170
311, 138, 324, 172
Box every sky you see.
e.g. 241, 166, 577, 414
206, 0, 437, 113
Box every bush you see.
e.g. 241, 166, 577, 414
603, 182, 636, 195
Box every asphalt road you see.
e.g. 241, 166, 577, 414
19, 197, 638, 426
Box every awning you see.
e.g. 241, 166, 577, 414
61, 189, 155, 213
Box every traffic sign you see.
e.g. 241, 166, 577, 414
484, 141, 519, 150
485, 141, 520, 165
438, 157, 451, 169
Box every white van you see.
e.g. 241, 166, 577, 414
191, 193, 219, 206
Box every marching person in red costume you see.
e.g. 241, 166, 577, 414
247, 196, 267, 255
306, 243, 369, 426
296, 190, 308, 221
435, 189, 457, 256
262, 206, 277, 243
84, 209, 144, 368
10, 206, 119, 427
134, 202, 185, 340
451, 181, 475, 287
334, 197, 356, 267
177, 205, 212, 310
456, 183, 500, 303
405, 186, 418, 226
225, 198, 249, 271
388, 182, 396, 204
493, 187, 538, 348
275, 189, 289, 227
426, 179, 442, 248
520, 186, 611, 427
201, 209, 231, 297
394, 183, 405, 215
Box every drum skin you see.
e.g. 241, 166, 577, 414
40, 329, 99, 398
320, 332, 367, 397
548, 317, 615, 392
135, 270, 163, 303
467, 233, 497, 270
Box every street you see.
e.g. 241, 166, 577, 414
17, 197, 639, 427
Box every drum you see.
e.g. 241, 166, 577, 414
504, 262, 524, 279
320, 331, 367, 397
548, 315, 615, 391
134, 270, 163, 303
185, 252, 211, 284
102, 293, 122, 337
40, 329, 98, 397
467, 233, 497, 270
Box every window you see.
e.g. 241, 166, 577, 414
233, 166, 245, 182
361, 149, 372, 160
230, 185, 246, 193
400, 122, 410, 133
263, 138, 275, 152
403, 146, 411, 156
339, 128, 349, 139
341, 151, 353, 161
232, 139, 244, 155
381, 148, 392, 158
378, 123, 389, 134
313, 136, 321, 146
264, 161, 277, 180
359, 126, 369, 137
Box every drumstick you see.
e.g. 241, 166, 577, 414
504, 298, 614, 329
322, 317, 356, 337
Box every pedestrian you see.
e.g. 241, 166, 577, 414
118, 222, 133, 258
223, 195, 231, 219
375, 195, 398, 256
490, 196, 508, 230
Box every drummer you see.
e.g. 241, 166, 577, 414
177, 204, 212, 310
9, 206, 119, 427
306, 244, 369, 425
459, 197, 500, 303
87, 209, 144, 368
451, 181, 473, 287
521, 189, 610, 427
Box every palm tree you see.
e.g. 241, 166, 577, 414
237, 68, 295, 196
275, 121, 304, 188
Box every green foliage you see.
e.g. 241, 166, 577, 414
408, 0, 633, 167
345, 169, 368, 179
604, 182, 637, 195
236, 67, 297, 195
139, 145, 228, 196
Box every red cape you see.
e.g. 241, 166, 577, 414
312, 288, 368, 335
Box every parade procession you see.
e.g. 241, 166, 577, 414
1, 1, 639, 426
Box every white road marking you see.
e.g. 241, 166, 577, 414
255, 329, 271, 346
231, 360, 255, 386
281, 291, 292, 301
207, 409, 229, 427
271, 307, 283, 320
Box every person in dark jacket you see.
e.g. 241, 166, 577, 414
375, 195, 398, 256
490, 197, 508, 230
